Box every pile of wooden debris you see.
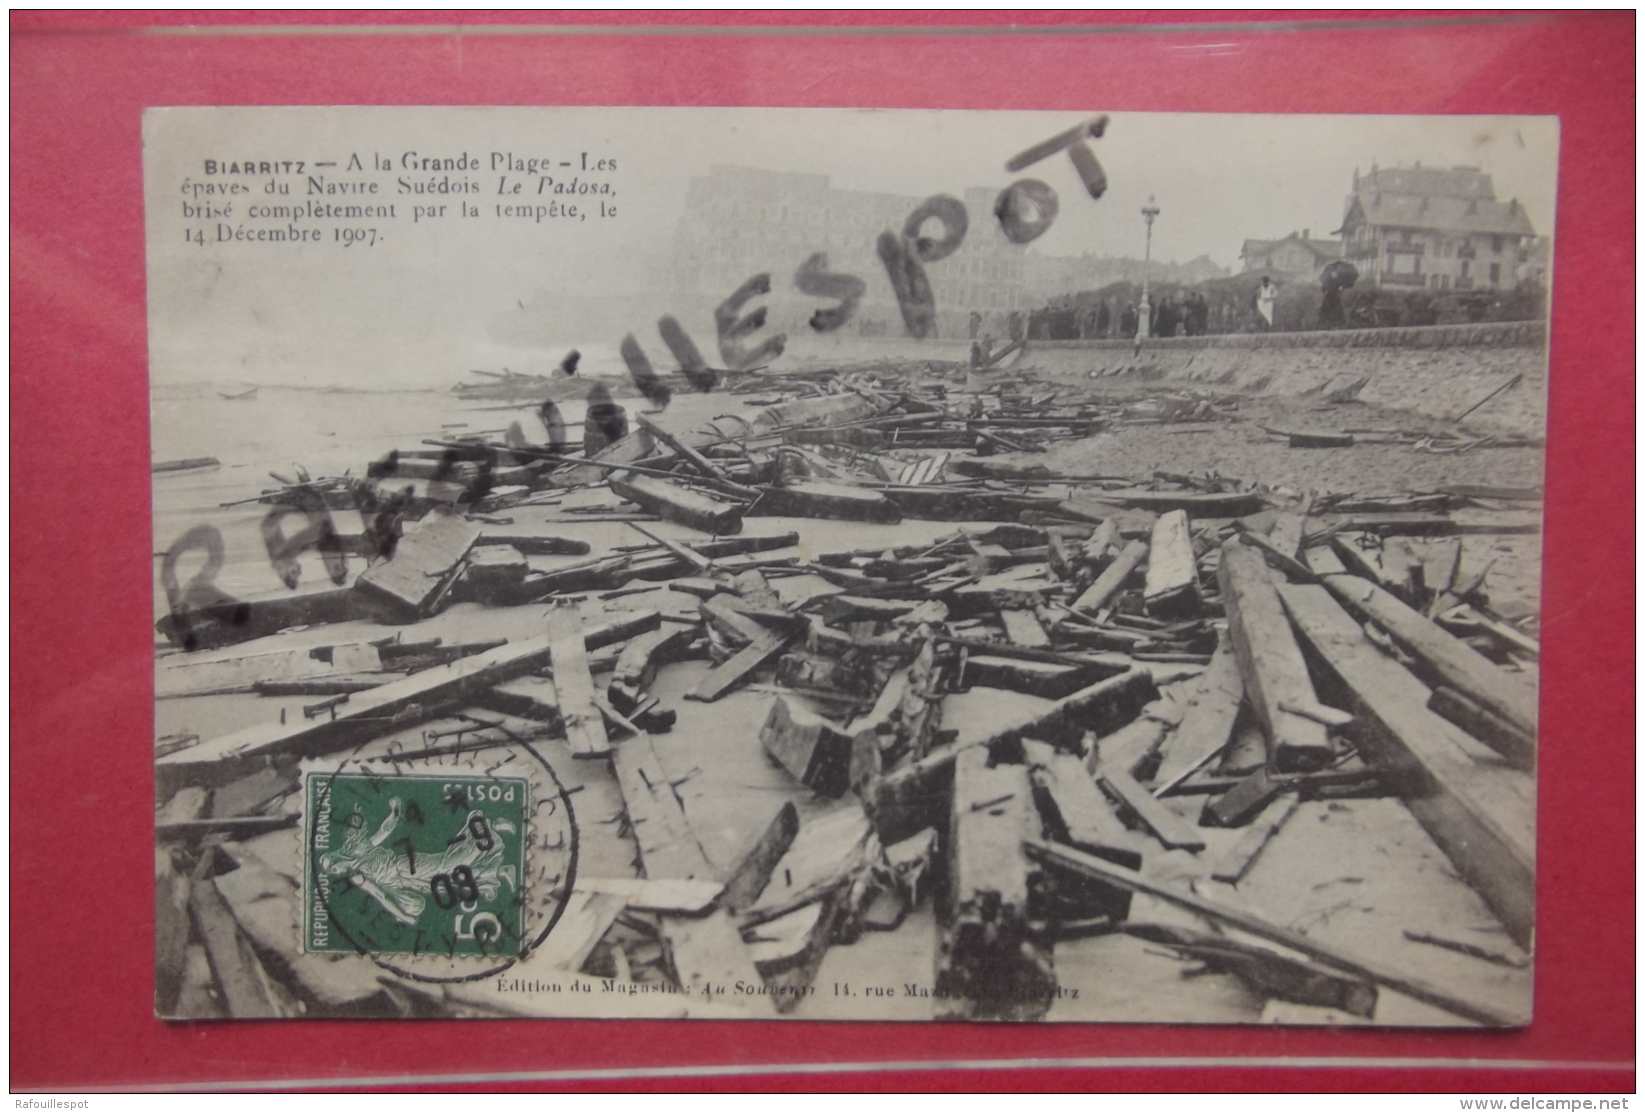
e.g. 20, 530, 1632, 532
154, 369, 1539, 1025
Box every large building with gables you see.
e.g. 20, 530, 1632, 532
1337, 164, 1539, 292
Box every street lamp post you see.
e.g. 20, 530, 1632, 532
1138, 195, 1160, 340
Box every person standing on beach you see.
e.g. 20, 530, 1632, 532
1255, 277, 1277, 331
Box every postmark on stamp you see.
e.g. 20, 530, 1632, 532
305, 771, 529, 958
301, 727, 579, 982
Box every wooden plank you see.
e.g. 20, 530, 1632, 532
635, 412, 738, 486
999, 608, 1052, 647
937, 749, 1056, 1020
610, 733, 717, 882
1200, 766, 1292, 827
609, 471, 745, 534
1218, 540, 1334, 772
873, 668, 1157, 843
1323, 574, 1538, 739
353, 510, 481, 619
1124, 921, 1376, 1017
1152, 637, 1245, 796
688, 629, 797, 703
612, 625, 697, 691
1098, 489, 1268, 517
214, 848, 396, 1011
1025, 743, 1141, 873
156, 641, 383, 699
1427, 687, 1536, 770
627, 522, 713, 572
1071, 539, 1148, 614
1210, 794, 1302, 884
753, 481, 902, 523
1096, 762, 1206, 851
759, 695, 876, 798
1024, 839, 1519, 1026
188, 871, 283, 1017
1278, 582, 1535, 948
1330, 533, 1390, 587
659, 908, 770, 1011
159, 612, 661, 790
963, 655, 1097, 700
529, 889, 629, 973
720, 801, 801, 914
1302, 545, 1347, 576
546, 602, 611, 759
742, 803, 875, 926
1267, 511, 1306, 560
1342, 512, 1540, 537
1143, 509, 1201, 615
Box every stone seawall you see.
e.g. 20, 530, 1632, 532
1012, 322, 1549, 439
1032, 319, 1546, 352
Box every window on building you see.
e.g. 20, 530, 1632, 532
1491, 236, 1502, 253
1489, 263, 1501, 284
1460, 260, 1471, 278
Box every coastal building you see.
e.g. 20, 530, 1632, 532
1238, 231, 1343, 280
1336, 164, 1539, 292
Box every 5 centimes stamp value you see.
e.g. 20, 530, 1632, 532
302, 729, 579, 982
305, 772, 529, 957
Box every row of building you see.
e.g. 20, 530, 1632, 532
667, 161, 1547, 339
1241, 163, 1549, 293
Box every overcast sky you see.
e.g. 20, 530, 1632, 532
146, 107, 1558, 386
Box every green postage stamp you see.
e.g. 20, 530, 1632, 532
304, 772, 530, 959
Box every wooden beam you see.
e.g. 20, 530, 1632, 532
1024, 839, 1520, 1026
937, 749, 1056, 1020
1071, 539, 1148, 614
188, 872, 284, 1017
1277, 582, 1535, 948
1143, 510, 1201, 615
688, 628, 798, 703
546, 602, 611, 759
1323, 574, 1538, 739
158, 612, 660, 791
610, 733, 717, 882
1427, 687, 1536, 770
1095, 762, 1206, 851
873, 668, 1157, 842
1210, 795, 1302, 884
354, 510, 481, 619
609, 472, 746, 534
1218, 540, 1334, 772
1152, 637, 1245, 796
759, 695, 876, 798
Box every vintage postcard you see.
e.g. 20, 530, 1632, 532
149, 107, 1552, 1024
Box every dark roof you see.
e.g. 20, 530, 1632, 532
1340, 191, 1537, 237
1358, 165, 1495, 200
1240, 234, 1342, 262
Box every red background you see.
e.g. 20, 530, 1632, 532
9, 10, 1634, 1093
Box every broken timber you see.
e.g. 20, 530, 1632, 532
610, 471, 745, 534
873, 668, 1156, 842
1277, 582, 1535, 949
1152, 637, 1244, 796
936, 748, 1056, 1020
1323, 574, 1538, 742
547, 602, 611, 758
1142, 509, 1200, 615
157, 611, 662, 793
1072, 539, 1148, 614
1024, 839, 1520, 1026
1219, 540, 1334, 772
354, 510, 481, 619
